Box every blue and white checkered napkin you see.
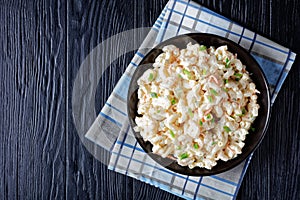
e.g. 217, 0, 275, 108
86, 0, 297, 199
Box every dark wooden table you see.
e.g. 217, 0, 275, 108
1, 0, 299, 199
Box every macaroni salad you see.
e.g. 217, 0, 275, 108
134, 43, 260, 169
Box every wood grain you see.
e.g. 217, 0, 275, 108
0, 0, 299, 199
0, 0, 66, 199
67, 0, 139, 199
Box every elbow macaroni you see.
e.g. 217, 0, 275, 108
134, 43, 260, 170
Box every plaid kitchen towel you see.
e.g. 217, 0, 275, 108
85, 0, 297, 199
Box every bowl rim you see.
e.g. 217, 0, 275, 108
127, 33, 271, 176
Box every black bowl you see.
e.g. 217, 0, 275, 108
127, 33, 271, 176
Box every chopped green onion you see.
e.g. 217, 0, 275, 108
183, 69, 190, 75
148, 73, 154, 81
183, 69, 192, 79
234, 73, 243, 78
169, 130, 175, 138
178, 74, 182, 78
222, 87, 228, 92
223, 79, 228, 84
225, 58, 231, 68
250, 127, 256, 132
211, 141, 217, 145
229, 115, 235, 120
202, 69, 207, 75
199, 120, 203, 126
188, 108, 194, 117
206, 113, 212, 119
194, 143, 199, 149
157, 110, 161, 113
176, 146, 181, 150
150, 92, 158, 98
223, 126, 231, 133
234, 73, 242, 81
199, 45, 207, 51
179, 152, 189, 160
236, 108, 246, 116
211, 118, 215, 123
171, 98, 176, 105
242, 108, 246, 115
207, 95, 213, 103
210, 88, 218, 96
